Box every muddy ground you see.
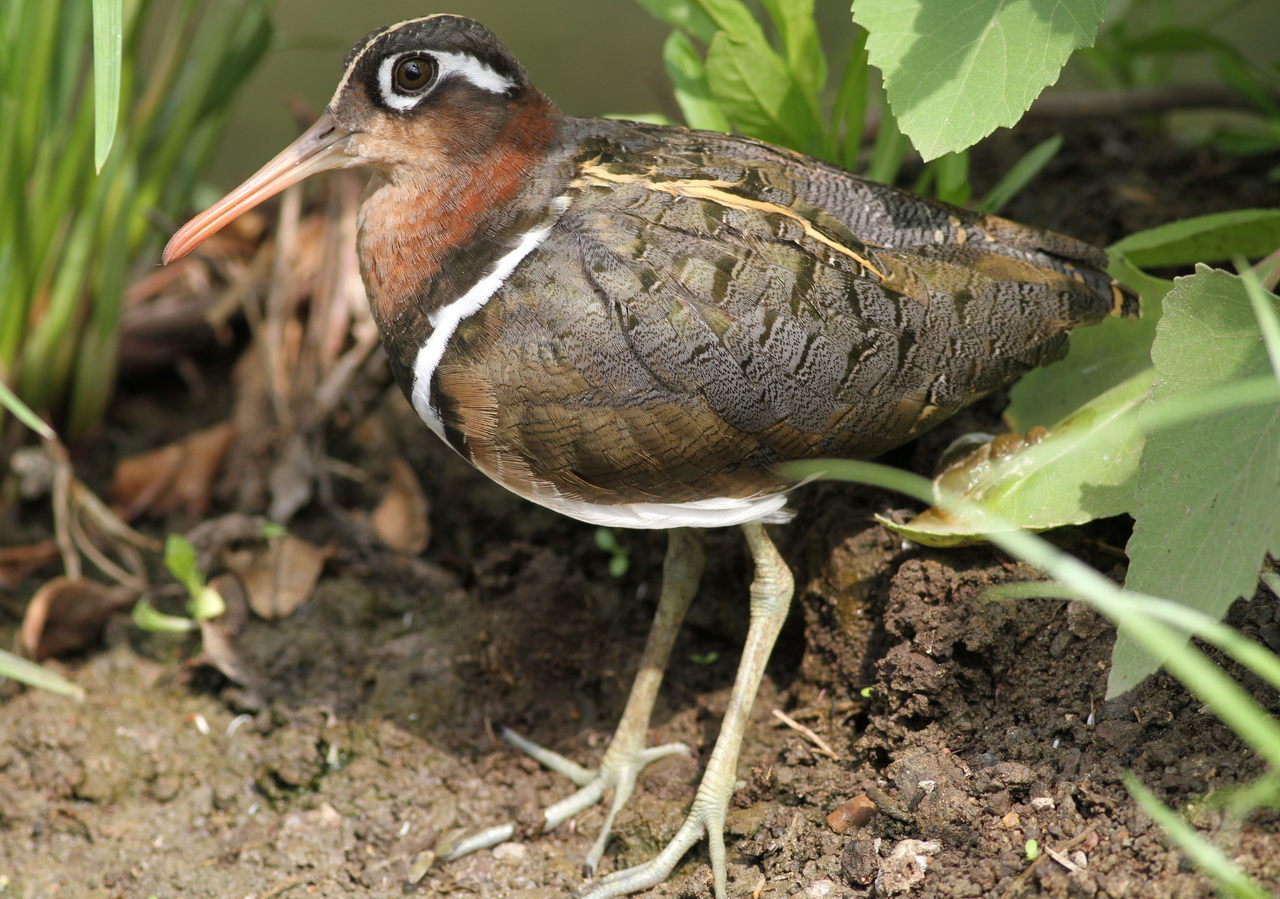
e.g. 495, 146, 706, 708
2, 124, 1279, 898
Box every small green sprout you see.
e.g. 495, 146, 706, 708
594, 527, 631, 577
1025, 839, 1039, 861
859, 686, 876, 698
689, 651, 719, 665
131, 534, 225, 633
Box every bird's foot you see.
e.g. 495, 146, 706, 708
577, 788, 727, 899
502, 725, 692, 873
440, 724, 690, 875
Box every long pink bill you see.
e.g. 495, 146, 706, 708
163, 113, 355, 264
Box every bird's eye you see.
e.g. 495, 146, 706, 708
393, 55, 436, 94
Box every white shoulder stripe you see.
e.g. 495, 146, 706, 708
410, 197, 571, 440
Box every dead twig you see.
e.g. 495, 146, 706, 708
45, 439, 156, 591
771, 708, 842, 760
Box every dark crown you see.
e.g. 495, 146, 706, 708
340, 15, 528, 103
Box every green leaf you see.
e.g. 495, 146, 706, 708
976, 134, 1062, 215
758, 0, 826, 97
691, 0, 766, 42
634, 0, 718, 43
1114, 268, 1280, 695
1109, 209, 1280, 268
91, 0, 123, 172
0, 649, 85, 699
854, 0, 1106, 160
881, 368, 1151, 546
131, 596, 198, 633
662, 30, 732, 132
704, 29, 825, 154
163, 533, 205, 600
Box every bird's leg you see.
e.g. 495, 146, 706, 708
581, 521, 794, 899
442, 528, 704, 871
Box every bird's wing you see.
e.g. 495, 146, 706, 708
548, 124, 1117, 459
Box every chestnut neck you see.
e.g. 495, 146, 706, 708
357, 92, 563, 340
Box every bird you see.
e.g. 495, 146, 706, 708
164, 14, 1135, 898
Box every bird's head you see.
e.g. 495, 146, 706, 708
163, 15, 551, 263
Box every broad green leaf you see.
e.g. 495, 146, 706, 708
881, 368, 1151, 546
91, 0, 122, 172
164, 533, 204, 600
1110, 209, 1280, 268
704, 29, 825, 153
662, 30, 732, 132
1113, 268, 1280, 696
759, 0, 827, 96
854, 0, 1106, 160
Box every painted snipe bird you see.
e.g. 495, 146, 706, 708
165, 14, 1134, 897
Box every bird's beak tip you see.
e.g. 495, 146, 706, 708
162, 114, 354, 265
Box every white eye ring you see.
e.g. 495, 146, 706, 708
377, 50, 515, 111
379, 52, 435, 110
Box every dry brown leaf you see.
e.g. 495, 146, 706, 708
0, 540, 60, 589
111, 422, 236, 521
224, 536, 328, 619
371, 457, 431, 554
194, 573, 264, 698
111, 443, 183, 518
18, 577, 135, 661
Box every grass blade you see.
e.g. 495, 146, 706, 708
977, 134, 1063, 214
0, 649, 85, 700
865, 97, 909, 184
1122, 774, 1271, 899
0, 378, 56, 440
833, 29, 870, 170
91, 0, 123, 172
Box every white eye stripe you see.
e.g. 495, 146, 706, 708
434, 51, 516, 94
377, 50, 515, 111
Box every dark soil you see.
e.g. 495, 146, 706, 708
3, 124, 1279, 899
